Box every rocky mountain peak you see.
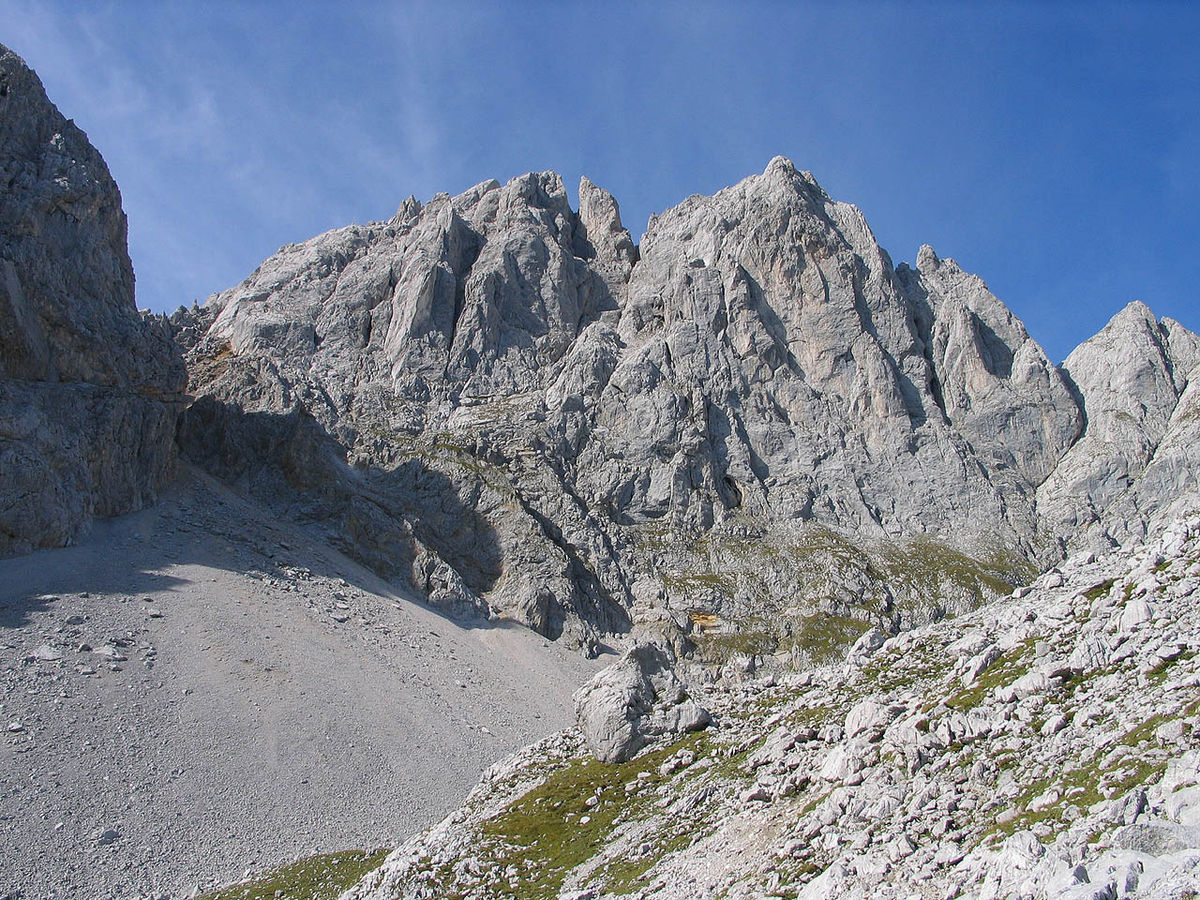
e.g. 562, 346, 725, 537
0, 43, 183, 391
6, 40, 1200, 900
169, 153, 1200, 646
1063, 300, 1195, 428
1038, 301, 1200, 546
915, 242, 941, 273
760, 154, 824, 195
393, 194, 422, 223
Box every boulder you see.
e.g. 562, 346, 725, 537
573, 643, 710, 763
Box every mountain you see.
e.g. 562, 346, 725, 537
0, 43, 186, 555
172, 158, 1200, 664
1039, 301, 1200, 548
3, 39, 1200, 900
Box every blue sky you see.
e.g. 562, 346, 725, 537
3, 1, 1198, 362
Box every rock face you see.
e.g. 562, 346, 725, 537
1039, 301, 1200, 548
574, 642, 710, 763
0, 44, 186, 555
344, 513, 1200, 900
172, 156, 1200, 650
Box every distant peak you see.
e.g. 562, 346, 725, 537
916, 244, 941, 273
1119, 298, 1155, 317
1108, 299, 1158, 331
508, 170, 566, 197
394, 195, 422, 222
758, 155, 828, 203
764, 155, 797, 178
578, 175, 626, 235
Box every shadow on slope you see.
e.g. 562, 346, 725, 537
175, 396, 508, 628
0, 591, 67, 629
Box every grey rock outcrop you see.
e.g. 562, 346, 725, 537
173, 155, 1199, 649
174, 171, 636, 647
0, 44, 186, 555
1039, 301, 1200, 548
573, 642, 710, 763
897, 245, 1083, 488
344, 513, 1200, 900
594, 158, 1070, 546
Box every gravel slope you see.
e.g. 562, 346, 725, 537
0, 465, 602, 899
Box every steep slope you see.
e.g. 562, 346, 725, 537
896, 245, 1082, 490
344, 514, 1200, 900
175, 172, 639, 651
593, 160, 1077, 545
0, 465, 600, 899
176, 158, 1126, 655
0, 43, 186, 555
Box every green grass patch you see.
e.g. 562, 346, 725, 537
697, 628, 777, 661
197, 849, 391, 900
945, 639, 1035, 711
880, 536, 1026, 599
1119, 712, 1172, 747
789, 614, 871, 665
780, 703, 833, 732
595, 824, 701, 894
1146, 650, 1197, 684
980, 710, 1178, 846
661, 571, 737, 595
447, 735, 709, 900
1083, 579, 1116, 602
859, 646, 950, 693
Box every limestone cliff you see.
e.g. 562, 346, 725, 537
0, 43, 186, 555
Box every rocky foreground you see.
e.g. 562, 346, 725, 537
344, 514, 1200, 900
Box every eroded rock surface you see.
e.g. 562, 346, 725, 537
1039, 301, 1200, 550
0, 43, 185, 555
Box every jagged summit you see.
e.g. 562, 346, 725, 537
915, 242, 942, 270
168, 156, 1200, 653
761, 153, 825, 191
1039, 300, 1200, 548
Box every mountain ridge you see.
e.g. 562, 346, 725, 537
2, 39, 1200, 900
170, 158, 1200, 662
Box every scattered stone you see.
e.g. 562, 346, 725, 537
32, 643, 63, 662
